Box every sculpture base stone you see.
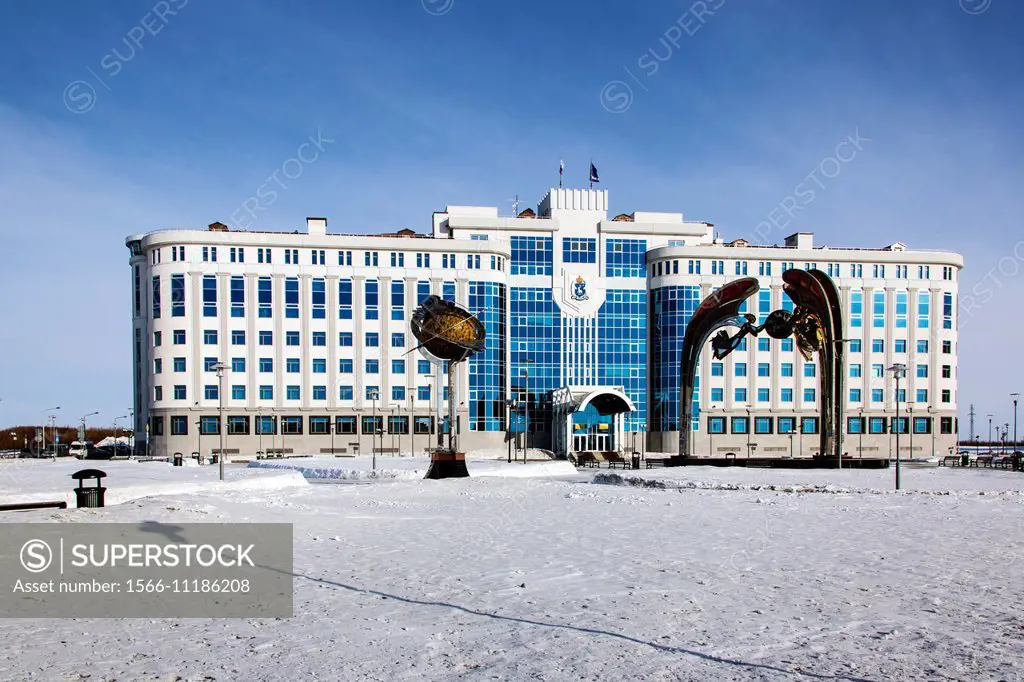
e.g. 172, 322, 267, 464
424, 450, 470, 479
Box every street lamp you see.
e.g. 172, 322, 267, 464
1011, 393, 1019, 452
987, 414, 993, 451
888, 363, 906, 490
908, 404, 915, 461
43, 406, 60, 456
214, 362, 228, 481
113, 415, 128, 452
746, 407, 752, 459
370, 387, 379, 471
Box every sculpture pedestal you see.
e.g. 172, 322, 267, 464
424, 450, 470, 479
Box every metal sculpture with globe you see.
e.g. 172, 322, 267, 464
410, 295, 486, 479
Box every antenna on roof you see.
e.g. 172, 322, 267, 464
507, 194, 521, 217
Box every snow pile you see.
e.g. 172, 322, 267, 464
248, 461, 424, 481
247, 455, 578, 481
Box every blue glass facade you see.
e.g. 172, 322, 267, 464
510, 287, 561, 434
605, 239, 647, 278
650, 285, 701, 432
597, 289, 647, 430
511, 237, 553, 275
468, 282, 506, 432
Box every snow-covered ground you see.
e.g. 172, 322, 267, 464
248, 455, 578, 480
2, 461, 1023, 680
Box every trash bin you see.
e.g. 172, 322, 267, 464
961, 453, 970, 467
631, 452, 641, 470
71, 469, 107, 508
173, 452, 183, 467
211, 454, 219, 465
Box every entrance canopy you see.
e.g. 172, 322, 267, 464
551, 386, 636, 457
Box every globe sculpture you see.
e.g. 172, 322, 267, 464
410, 295, 487, 479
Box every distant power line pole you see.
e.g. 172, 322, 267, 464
968, 404, 976, 443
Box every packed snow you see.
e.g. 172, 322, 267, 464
1, 458, 1023, 680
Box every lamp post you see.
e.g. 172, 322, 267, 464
113, 415, 127, 452
1003, 424, 1009, 456
43, 406, 60, 456
908, 404, 915, 460
987, 414, 993, 451
214, 362, 228, 481
370, 388, 379, 471
408, 392, 414, 459
888, 363, 906, 490
1011, 393, 1019, 452
746, 407, 752, 459
80, 411, 99, 458
257, 412, 263, 458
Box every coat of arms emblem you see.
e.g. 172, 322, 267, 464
571, 275, 589, 301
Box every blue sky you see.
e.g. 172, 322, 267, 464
1, 0, 1022, 436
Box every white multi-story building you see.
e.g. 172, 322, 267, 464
126, 187, 962, 460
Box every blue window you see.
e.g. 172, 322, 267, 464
417, 385, 431, 401
284, 331, 298, 346
943, 293, 953, 329
417, 281, 430, 304
511, 236, 553, 275
710, 388, 724, 402
259, 331, 273, 346
339, 359, 353, 373
203, 275, 217, 317
365, 359, 379, 374
339, 386, 353, 400
711, 363, 723, 377
171, 274, 185, 317
286, 358, 300, 373
418, 360, 431, 374
735, 363, 747, 377
312, 359, 326, 374
731, 417, 749, 434
873, 291, 885, 328
366, 385, 380, 401
848, 417, 864, 434
256, 415, 275, 434
869, 417, 887, 434
850, 364, 862, 378
849, 388, 862, 402
735, 388, 747, 402
312, 278, 326, 319
849, 339, 862, 353
285, 278, 299, 319
605, 239, 646, 277
916, 389, 929, 403
778, 417, 796, 433
872, 339, 884, 353
365, 251, 378, 267
258, 277, 272, 318
231, 330, 245, 346
781, 388, 793, 402
917, 340, 929, 353
754, 416, 773, 434
259, 385, 273, 400
231, 357, 245, 373
708, 417, 726, 434
758, 338, 770, 352
563, 237, 596, 263
339, 332, 353, 347
757, 388, 770, 402
338, 279, 353, 319
204, 385, 218, 400
390, 252, 405, 267
173, 385, 186, 400
757, 290, 771, 324
152, 276, 161, 318
918, 291, 930, 329
203, 330, 217, 345
895, 291, 908, 329
391, 333, 405, 348
231, 276, 245, 318
914, 417, 930, 434
365, 280, 379, 320
365, 333, 379, 347
804, 363, 816, 377
871, 388, 884, 403
781, 363, 793, 377
312, 386, 326, 401
391, 359, 405, 373
232, 385, 245, 400
801, 417, 818, 434
286, 386, 300, 400
804, 388, 816, 402
916, 364, 928, 378
392, 386, 406, 401
259, 358, 273, 372
312, 332, 326, 347
757, 363, 770, 377
391, 281, 405, 320
649, 285, 698, 431
173, 357, 186, 372
781, 338, 793, 352
443, 281, 456, 302
850, 290, 863, 328
872, 363, 884, 378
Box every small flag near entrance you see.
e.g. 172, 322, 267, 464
559, 159, 564, 187
589, 161, 600, 188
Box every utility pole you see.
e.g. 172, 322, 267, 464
968, 404, 976, 444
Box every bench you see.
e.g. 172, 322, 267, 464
0, 501, 68, 512
974, 455, 994, 468
645, 458, 667, 468
575, 453, 600, 468
940, 456, 960, 467
605, 453, 631, 469
993, 456, 1014, 469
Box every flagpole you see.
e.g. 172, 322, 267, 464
589, 157, 593, 189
